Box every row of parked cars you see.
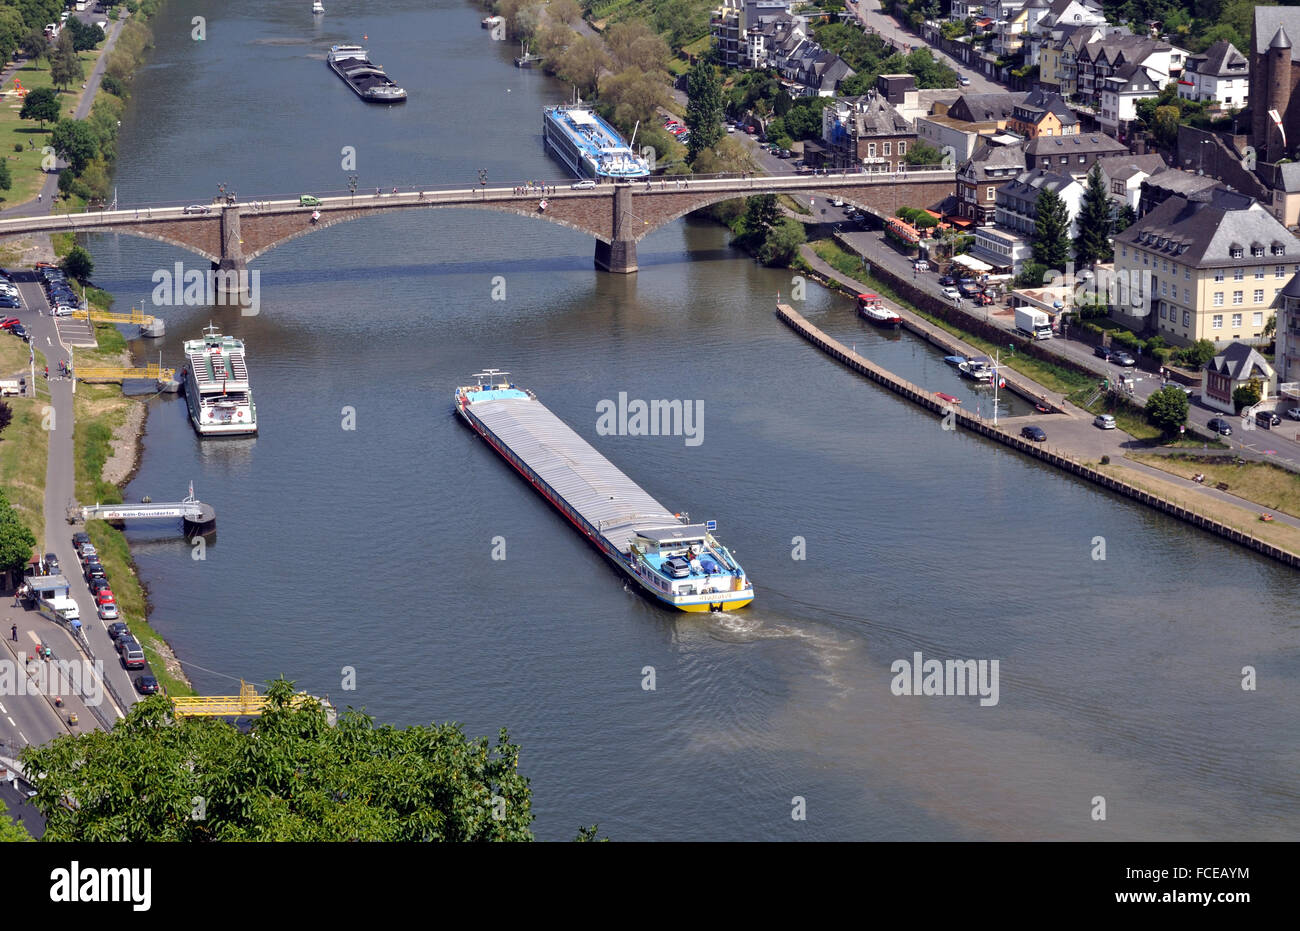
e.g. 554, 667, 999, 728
935, 271, 996, 306
663, 117, 690, 145
71, 531, 160, 694
36, 263, 82, 317
0, 268, 21, 312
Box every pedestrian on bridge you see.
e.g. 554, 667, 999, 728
10, 623, 15, 641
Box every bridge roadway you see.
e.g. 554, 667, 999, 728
0, 169, 956, 275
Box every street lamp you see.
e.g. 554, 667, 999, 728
348, 175, 357, 205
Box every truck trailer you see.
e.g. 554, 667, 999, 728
1015, 307, 1052, 340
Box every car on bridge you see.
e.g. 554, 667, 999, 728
571, 179, 596, 190
183, 204, 211, 215
299, 195, 322, 207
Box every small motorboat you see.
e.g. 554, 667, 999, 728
943, 355, 968, 368
312, 0, 325, 13
936, 392, 961, 405
856, 292, 902, 327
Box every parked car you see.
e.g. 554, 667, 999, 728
72, 531, 90, 548
941, 287, 961, 300
0, 317, 19, 329
77, 542, 97, 561
1093, 414, 1116, 430
1287, 406, 1300, 421
134, 675, 160, 695
1093, 345, 1114, 361
1162, 381, 1193, 395
570, 179, 596, 190
9, 323, 27, 341
117, 637, 145, 669
95, 588, 115, 606
1021, 425, 1047, 442
1255, 410, 1281, 428
89, 577, 112, 596
726, 124, 735, 133
938, 275, 957, 287
1110, 350, 1136, 367
182, 204, 211, 215
662, 556, 691, 578
959, 75, 971, 86
98, 602, 119, 620
106, 621, 130, 642
1207, 417, 1233, 436
84, 563, 107, 583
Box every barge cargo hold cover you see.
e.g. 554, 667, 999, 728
455, 371, 753, 612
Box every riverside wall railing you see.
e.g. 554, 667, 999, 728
775, 303, 1300, 570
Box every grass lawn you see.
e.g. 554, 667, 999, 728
0, 333, 48, 543
1096, 461, 1300, 556
0, 45, 107, 208
1128, 452, 1300, 519
808, 239, 1095, 396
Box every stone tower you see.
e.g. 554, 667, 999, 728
1267, 26, 1293, 162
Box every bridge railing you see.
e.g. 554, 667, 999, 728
0, 168, 957, 230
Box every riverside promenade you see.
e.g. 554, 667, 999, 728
776, 298, 1300, 568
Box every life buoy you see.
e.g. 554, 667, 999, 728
236, 410, 243, 418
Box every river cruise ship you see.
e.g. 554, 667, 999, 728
455, 371, 753, 612
182, 325, 257, 436
543, 104, 650, 181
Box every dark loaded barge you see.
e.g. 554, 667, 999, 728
327, 44, 407, 102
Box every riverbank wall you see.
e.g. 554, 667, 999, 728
776, 302, 1300, 570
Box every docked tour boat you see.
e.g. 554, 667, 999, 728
182, 325, 257, 436
857, 292, 902, 327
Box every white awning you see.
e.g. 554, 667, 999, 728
952, 254, 994, 272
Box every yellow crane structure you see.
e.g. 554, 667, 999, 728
81, 305, 160, 328
170, 680, 336, 722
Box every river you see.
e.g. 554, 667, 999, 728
77, 0, 1298, 840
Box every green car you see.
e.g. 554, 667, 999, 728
299, 194, 321, 207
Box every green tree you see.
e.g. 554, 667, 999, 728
0, 9, 26, 65
903, 139, 943, 166
555, 34, 609, 98
49, 33, 85, 92
604, 20, 669, 75
21, 678, 539, 841
1075, 162, 1115, 267
739, 193, 780, 244
1232, 378, 1262, 412
60, 245, 94, 283
64, 17, 102, 52
1015, 261, 1048, 287
20, 28, 47, 65
1145, 384, 1190, 435
1115, 202, 1137, 233
19, 85, 60, 130
1152, 105, 1180, 149
49, 118, 97, 173
0, 490, 36, 579
758, 217, 806, 266
0, 400, 11, 434
1032, 188, 1071, 271
598, 68, 668, 142
1173, 338, 1217, 368
685, 59, 723, 164
0, 797, 33, 842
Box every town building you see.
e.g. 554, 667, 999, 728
1272, 271, 1300, 388
945, 92, 1028, 124
1111, 188, 1298, 346
1096, 153, 1166, 211
1022, 132, 1127, 177
1007, 89, 1079, 137
993, 167, 1084, 237
1179, 40, 1250, 110
1136, 165, 1223, 217
1075, 35, 1185, 112
1024, 0, 1107, 69
1098, 59, 1166, 139
1201, 342, 1278, 414
711, 0, 794, 70
957, 139, 1028, 224
1037, 23, 1113, 99
819, 90, 915, 171
967, 224, 1033, 273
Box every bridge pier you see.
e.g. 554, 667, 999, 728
594, 183, 638, 274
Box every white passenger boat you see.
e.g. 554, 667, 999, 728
182, 325, 257, 436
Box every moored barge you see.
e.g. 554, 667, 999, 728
454, 370, 754, 612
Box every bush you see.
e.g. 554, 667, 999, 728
12, 144, 20, 153
1100, 455, 1110, 465
1233, 380, 1262, 412
101, 74, 127, 98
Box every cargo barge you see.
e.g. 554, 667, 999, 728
455, 371, 754, 612
327, 44, 407, 102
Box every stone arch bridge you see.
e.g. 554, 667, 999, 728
0, 171, 954, 276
